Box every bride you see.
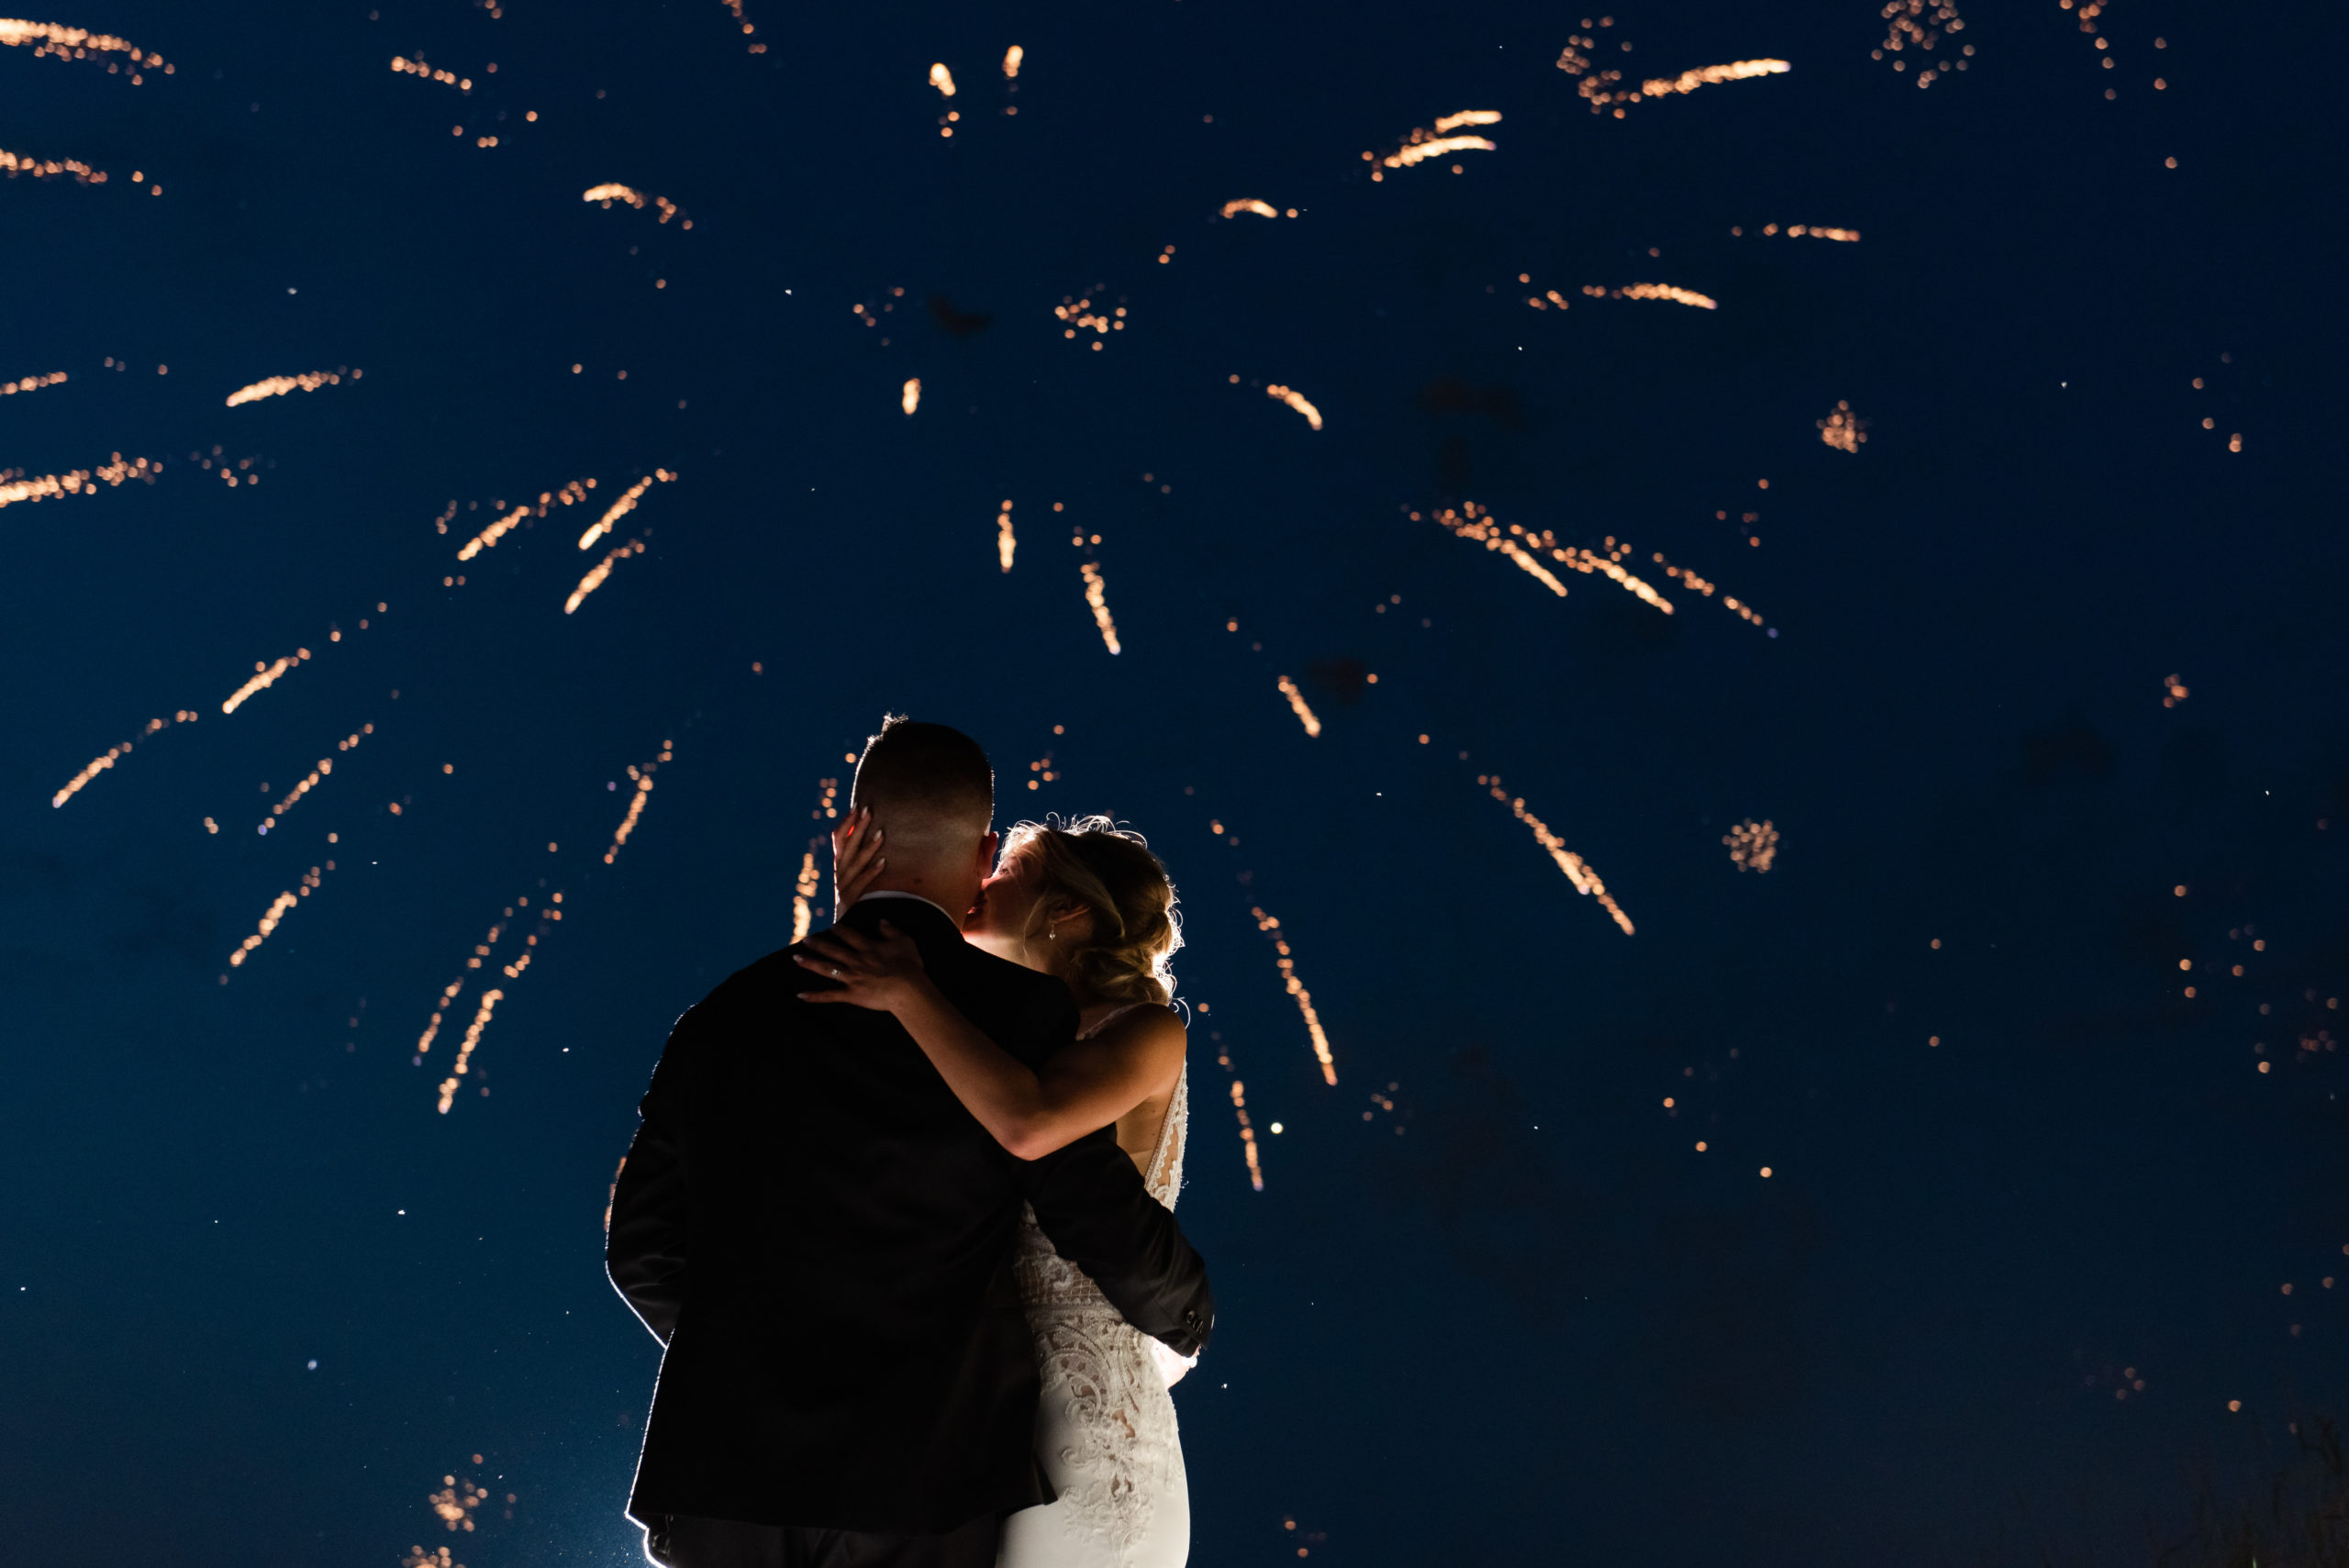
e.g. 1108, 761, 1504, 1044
796, 812, 1195, 1568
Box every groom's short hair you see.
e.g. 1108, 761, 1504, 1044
850, 715, 994, 843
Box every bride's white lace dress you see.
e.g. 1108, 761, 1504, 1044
998, 1006, 1191, 1568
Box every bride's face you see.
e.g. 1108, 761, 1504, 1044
964, 851, 1045, 964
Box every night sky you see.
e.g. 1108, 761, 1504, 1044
5, 1, 2346, 1563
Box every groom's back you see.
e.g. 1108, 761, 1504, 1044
609, 898, 1076, 1534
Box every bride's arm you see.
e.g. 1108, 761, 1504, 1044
796, 921, 1184, 1160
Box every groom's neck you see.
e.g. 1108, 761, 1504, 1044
861, 858, 979, 930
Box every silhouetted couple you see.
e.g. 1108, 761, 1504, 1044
608, 717, 1211, 1568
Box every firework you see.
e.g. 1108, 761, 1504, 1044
1002, 45, 1022, 77
225, 368, 357, 407
719, 0, 762, 50
1818, 400, 1866, 451
901, 377, 920, 416
1229, 1078, 1264, 1191
1594, 282, 1717, 309
1363, 112, 1499, 179
1645, 547, 1767, 628
1876, 1, 1971, 86
929, 61, 955, 96
1554, 17, 1640, 114
49, 710, 199, 808
262, 726, 373, 828
221, 649, 314, 716
1262, 384, 1322, 429
0, 452, 159, 511
1479, 775, 1634, 935
791, 850, 819, 943
582, 183, 682, 224
1641, 59, 1790, 97
1219, 198, 1295, 219
577, 469, 673, 550
0, 19, 169, 78
388, 55, 474, 91
0, 147, 103, 181
456, 503, 530, 562
564, 539, 646, 614
1052, 291, 1127, 349
1275, 676, 1322, 738
996, 499, 1016, 572
403, 1547, 462, 1568
1251, 907, 1337, 1084
435, 990, 504, 1113
1078, 561, 1121, 655
428, 1473, 489, 1532
227, 862, 330, 971
1731, 222, 1861, 242
602, 742, 674, 865
1723, 817, 1778, 873
2162, 673, 2189, 708
0, 370, 66, 394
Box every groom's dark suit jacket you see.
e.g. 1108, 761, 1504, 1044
607, 895, 1214, 1536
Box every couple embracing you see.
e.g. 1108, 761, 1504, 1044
607, 717, 1213, 1568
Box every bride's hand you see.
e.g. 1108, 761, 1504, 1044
794, 920, 929, 1012
831, 806, 885, 920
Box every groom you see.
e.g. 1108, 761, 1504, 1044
607, 716, 1214, 1568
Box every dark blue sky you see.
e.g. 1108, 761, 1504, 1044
4, 1, 2343, 1563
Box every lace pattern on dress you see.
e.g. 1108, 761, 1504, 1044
1008, 1005, 1189, 1564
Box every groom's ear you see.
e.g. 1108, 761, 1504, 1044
976, 829, 1000, 874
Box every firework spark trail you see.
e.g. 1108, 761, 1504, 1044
1251, 906, 1337, 1084
1431, 108, 1502, 132
1219, 198, 1282, 218
1, 370, 67, 394
576, 469, 674, 550
0, 452, 159, 511
417, 976, 466, 1055
389, 54, 473, 89
582, 183, 682, 223
719, 0, 763, 50
1364, 111, 1500, 178
1601, 283, 1717, 309
1877, 0, 1970, 86
1819, 400, 1866, 451
1646, 548, 1766, 628
1275, 676, 1322, 738
263, 725, 373, 828
602, 741, 674, 865
1641, 58, 1790, 96
1724, 817, 1778, 872
1002, 44, 1021, 77
221, 648, 313, 714
792, 850, 819, 943
0, 19, 169, 76
456, 503, 530, 561
50, 710, 199, 808
435, 989, 504, 1113
1078, 561, 1121, 654
227, 862, 330, 971
996, 499, 1016, 572
929, 61, 955, 96
1733, 222, 1861, 241
1264, 384, 1322, 429
1425, 504, 1681, 611
565, 539, 647, 613
225, 368, 357, 407
1229, 1078, 1264, 1191
1479, 774, 1634, 935
0, 148, 103, 181
901, 378, 920, 416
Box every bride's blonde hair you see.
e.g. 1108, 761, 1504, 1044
998, 816, 1181, 1006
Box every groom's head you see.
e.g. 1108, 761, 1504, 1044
848, 715, 997, 924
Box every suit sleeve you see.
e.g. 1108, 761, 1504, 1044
607, 1006, 696, 1346
1013, 988, 1215, 1358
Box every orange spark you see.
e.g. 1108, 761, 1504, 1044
929, 61, 956, 96
0, 147, 103, 181
225, 368, 356, 407
601, 743, 674, 865
0, 19, 169, 76
1641, 59, 1790, 96
565, 539, 645, 614
576, 469, 674, 550
1002, 44, 1022, 77
456, 503, 530, 561
435, 989, 505, 1113
901, 377, 920, 415
1275, 676, 1322, 738
1383, 134, 1495, 169
227, 862, 330, 971
50, 709, 199, 808
388, 54, 473, 90
1479, 774, 1634, 935
582, 183, 681, 223
1646, 547, 1767, 628
1724, 817, 1778, 873
1219, 198, 1281, 218
220, 648, 313, 715
1264, 384, 1321, 429
792, 849, 819, 943
1735, 222, 1861, 241
1431, 108, 1503, 132
0, 370, 67, 394
1596, 282, 1717, 309
0, 452, 159, 511
996, 499, 1016, 573
264, 725, 373, 826
2162, 673, 2189, 708
1079, 561, 1121, 654
1818, 400, 1866, 451
1229, 1078, 1264, 1191
1251, 906, 1337, 1084
1877, 0, 1971, 87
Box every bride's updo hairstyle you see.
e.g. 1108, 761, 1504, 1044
1000, 816, 1182, 1006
